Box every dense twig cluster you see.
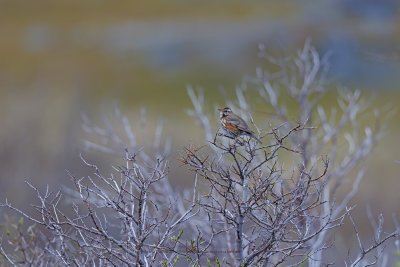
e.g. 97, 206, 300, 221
0, 108, 199, 266
180, 123, 338, 266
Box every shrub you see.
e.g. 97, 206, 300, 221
1, 41, 398, 266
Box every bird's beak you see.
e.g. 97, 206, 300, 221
217, 108, 223, 111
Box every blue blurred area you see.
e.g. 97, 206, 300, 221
340, 0, 399, 19
319, 36, 400, 87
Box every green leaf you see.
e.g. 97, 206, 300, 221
176, 229, 183, 240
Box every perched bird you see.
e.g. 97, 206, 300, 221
218, 107, 261, 144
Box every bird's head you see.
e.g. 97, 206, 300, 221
218, 107, 232, 118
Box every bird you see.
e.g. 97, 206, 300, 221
218, 107, 261, 144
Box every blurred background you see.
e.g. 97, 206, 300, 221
1, 0, 400, 262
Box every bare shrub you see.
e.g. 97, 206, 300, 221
184, 40, 398, 266
1, 41, 398, 267
0, 109, 199, 266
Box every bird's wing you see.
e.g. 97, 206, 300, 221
229, 115, 254, 134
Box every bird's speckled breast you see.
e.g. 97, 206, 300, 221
221, 118, 240, 134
